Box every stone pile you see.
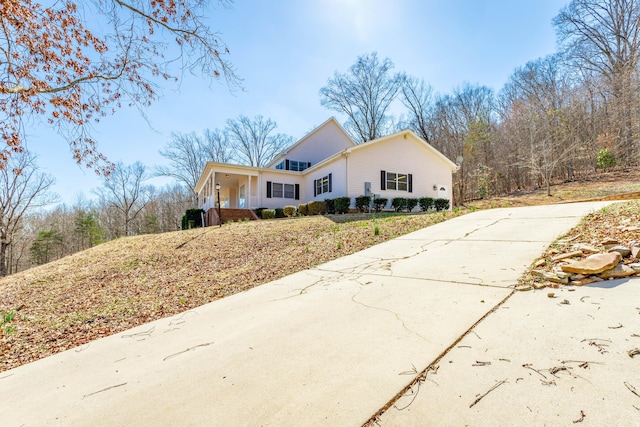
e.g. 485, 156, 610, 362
519, 239, 640, 291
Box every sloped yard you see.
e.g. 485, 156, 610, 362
0, 211, 462, 372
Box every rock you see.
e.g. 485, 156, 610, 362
552, 251, 583, 261
632, 246, 640, 259
532, 282, 548, 290
532, 269, 569, 284
601, 238, 619, 247
561, 252, 622, 275
543, 271, 569, 284
572, 276, 603, 286
598, 263, 636, 279
608, 245, 631, 257
571, 273, 587, 281
534, 259, 546, 268
515, 284, 532, 291
629, 263, 640, 272
622, 226, 640, 232
573, 243, 600, 253
555, 271, 572, 279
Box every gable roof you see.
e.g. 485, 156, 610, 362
300, 128, 458, 174
265, 116, 355, 168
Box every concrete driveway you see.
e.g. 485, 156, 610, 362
1, 202, 617, 426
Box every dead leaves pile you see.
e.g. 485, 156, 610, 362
0, 211, 461, 372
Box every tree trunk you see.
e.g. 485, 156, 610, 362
0, 240, 9, 277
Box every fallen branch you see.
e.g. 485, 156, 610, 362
83, 382, 127, 399
469, 379, 508, 408
625, 381, 640, 399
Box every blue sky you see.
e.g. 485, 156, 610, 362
28, 0, 568, 205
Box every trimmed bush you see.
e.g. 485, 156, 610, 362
355, 195, 371, 213
254, 207, 267, 219
391, 197, 407, 212
298, 203, 309, 216
308, 200, 326, 215
434, 198, 450, 211
261, 209, 276, 219
406, 198, 419, 212
283, 205, 297, 217
275, 208, 285, 218
324, 198, 335, 214
181, 208, 205, 230
334, 196, 351, 214
419, 197, 434, 212
372, 198, 388, 212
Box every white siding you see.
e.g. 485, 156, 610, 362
347, 134, 454, 208
304, 157, 347, 203
281, 120, 353, 167
259, 171, 304, 209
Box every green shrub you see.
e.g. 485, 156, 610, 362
597, 148, 616, 171
419, 197, 434, 212
181, 208, 205, 230
406, 198, 419, 212
298, 203, 309, 216
391, 197, 407, 212
261, 209, 276, 219
434, 198, 450, 211
275, 208, 285, 218
334, 197, 351, 214
372, 198, 388, 212
324, 198, 335, 214
355, 195, 371, 213
308, 200, 326, 215
283, 205, 297, 217
254, 208, 267, 219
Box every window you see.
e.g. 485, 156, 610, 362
272, 183, 283, 198
314, 173, 332, 196
266, 181, 299, 199
381, 170, 412, 192
284, 184, 295, 198
275, 159, 310, 171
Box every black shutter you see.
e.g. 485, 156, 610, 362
285, 160, 290, 171
295, 184, 300, 200
313, 179, 317, 197
266, 181, 272, 198
328, 173, 332, 192
307, 162, 311, 169
408, 174, 413, 193
380, 170, 386, 190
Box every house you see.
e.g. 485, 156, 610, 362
195, 117, 457, 225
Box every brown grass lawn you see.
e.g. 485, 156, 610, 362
2, 168, 640, 372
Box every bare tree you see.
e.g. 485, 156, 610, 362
400, 76, 434, 143
0, 0, 239, 174
0, 151, 57, 276
155, 130, 232, 199
319, 52, 405, 143
97, 162, 153, 237
226, 115, 293, 167
554, 0, 640, 161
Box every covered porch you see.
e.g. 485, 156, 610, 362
198, 167, 261, 217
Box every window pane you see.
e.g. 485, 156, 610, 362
398, 174, 408, 191
386, 172, 397, 190
284, 184, 295, 198
273, 183, 283, 198
322, 176, 329, 193
316, 180, 321, 195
